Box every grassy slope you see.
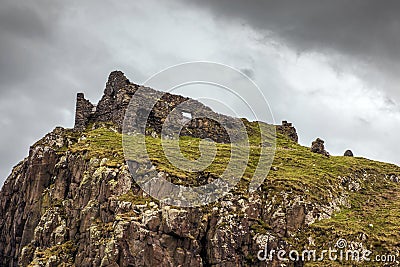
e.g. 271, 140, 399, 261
61, 123, 400, 266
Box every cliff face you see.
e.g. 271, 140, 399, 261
1, 72, 400, 267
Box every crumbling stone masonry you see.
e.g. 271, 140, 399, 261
74, 71, 297, 144
74, 93, 95, 131
276, 121, 298, 143
311, 138, 330, 157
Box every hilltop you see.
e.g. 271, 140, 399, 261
0, 71, 399, 266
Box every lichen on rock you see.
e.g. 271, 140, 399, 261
1, 72, 400, 267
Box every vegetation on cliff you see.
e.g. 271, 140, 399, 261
47, 122, 400, 266
1, 71, 399, 266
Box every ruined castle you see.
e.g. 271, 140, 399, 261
74, 71, 298, 143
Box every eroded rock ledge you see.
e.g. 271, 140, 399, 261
1, 72, 399, 267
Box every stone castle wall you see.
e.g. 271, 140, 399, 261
74, 71, 138, 132
276, 120, 298, 143
74, 93, 95, 131
74, 71, 298, 143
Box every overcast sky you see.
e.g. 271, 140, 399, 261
1, 0, 400, 185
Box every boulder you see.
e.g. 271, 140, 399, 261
311, 138, 330, 157
344, 150, 354, 157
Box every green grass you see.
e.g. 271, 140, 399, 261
52, 122, 400, 266
28, 241, 77, 266
118, 190, 153, 205
60, 123, 400, 204
294, 180, 400, 266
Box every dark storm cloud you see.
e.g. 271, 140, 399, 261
0, 0, 138, 182
1, 0, 399, 185
188, 0, 400, 61
0, 0, 193, 183
187, 0, 400, 98
0, 0, 59, 181
0, 0, 54, 39
0, 0, 57, 86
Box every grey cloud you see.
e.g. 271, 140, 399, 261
187, 0, 400, 60
0, 0, 146, 182
239, 68, 254, 79
186, 0, 400, 100
0, 0, 60, 39
1, 0, 399, 185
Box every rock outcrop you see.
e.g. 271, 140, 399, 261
0, 126, 309, 266
73, 71, 138, 132
1, 71, 400, 267
310, 138, 330, 157
344, 150, 354, 157
74, 71, 244, 143
276, 121, 298, 143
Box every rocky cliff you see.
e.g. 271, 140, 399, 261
1, 72, 400, 267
